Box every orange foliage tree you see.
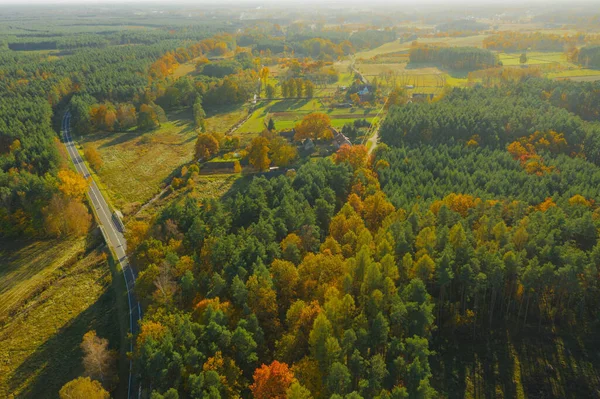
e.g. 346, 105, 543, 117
194, 133, 220, 161
333, 144, 369, 170
43, 194, 91, 237
537, 197, 557, 212
250, 360, 295, 399
90, 103, 117, 132
294, 113, 332, 142
84, 146, 103, 171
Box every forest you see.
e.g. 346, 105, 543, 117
4, 2, 600, 399
435, 20, 489, 34
578, 45, 600, 68
408, 45, 497, 71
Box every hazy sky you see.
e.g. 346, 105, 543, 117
0, 0, 592, 5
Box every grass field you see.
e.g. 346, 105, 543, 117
417, 35, 489, 48
0, 238, 124, 398
236, 99, 377, 132
81, 112, 196, 212
358, 63, 442, 77
80, 106, 246, 214
355, 41, 412, 60
173, 60, 198, 79
189, 173, 241, 198
355, 35, 489, 60
499, 51, 575, 67
0, 238, 86, 322
548, 68, 600, 81
555, 74, 600, 82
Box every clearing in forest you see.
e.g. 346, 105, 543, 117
80, 105, 247, 213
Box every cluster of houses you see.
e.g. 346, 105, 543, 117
279, 126, 352, 153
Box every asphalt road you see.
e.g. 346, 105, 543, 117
61, 112, 142, 399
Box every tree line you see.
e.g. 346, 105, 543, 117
409, 45, 497, 71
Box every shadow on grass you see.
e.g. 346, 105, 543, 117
205, 103, 245, 118
96, 130, 147, 149
432, 322, 600, 399
7, 287, 119, 398
268, 99, 310, 113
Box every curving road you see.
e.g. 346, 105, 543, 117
61, 112, 142, 399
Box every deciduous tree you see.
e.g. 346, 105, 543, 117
84, 146, 103, 171
195, 133, 220, 161
294, 113, 333, 142
59, 377, 110, 399
58, 169, 88, 199
81, 330, 118, 390
247, 136, 271, 171
270, 137, 297, 167
250, 360, 295, 399
44, 195, 91, 237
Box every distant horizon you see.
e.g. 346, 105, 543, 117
1, 0, 599, 6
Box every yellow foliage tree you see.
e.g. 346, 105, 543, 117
247, 136, 271, 171
569, 194, 591, 208
125, 220, 150, 251
416, 226, 437, 254
58, 169, 88, 199
59, 377, 110, 399
291, 357, 323, 398
233, 160, 242, 173
270, 137, 298, 167
136, 320, 167, 351
411, 254, 435, 282
361, 191, 395, 231
507, 141, 529, 160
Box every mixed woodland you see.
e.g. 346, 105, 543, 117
4, 5, 600, 399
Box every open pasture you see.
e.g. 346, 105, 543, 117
80, 106, 246, 212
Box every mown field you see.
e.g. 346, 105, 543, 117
236, 98, 377, 133
355, 34, 489, 60
499, 51, 575, 67
497, 52, 600, 81
0, 238, 124, 398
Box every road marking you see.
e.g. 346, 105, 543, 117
63, 112, 142, 399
